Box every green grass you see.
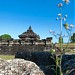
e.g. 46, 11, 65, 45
0, 55, 15, 60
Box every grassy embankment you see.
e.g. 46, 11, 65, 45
0, 55, 15, 60
56, 43, 75, 54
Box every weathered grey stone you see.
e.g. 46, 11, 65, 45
0, 58, 45, 75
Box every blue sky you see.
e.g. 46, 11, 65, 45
0, 0, 74, 43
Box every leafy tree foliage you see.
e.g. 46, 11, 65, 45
0, 34, 12, 40
70, 33, 75, 43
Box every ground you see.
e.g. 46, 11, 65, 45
0, 55, 15, 60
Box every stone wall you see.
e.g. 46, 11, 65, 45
0, 44, 52, 55
62, 54, 75, 75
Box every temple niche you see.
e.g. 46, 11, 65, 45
18, 26, 40, 41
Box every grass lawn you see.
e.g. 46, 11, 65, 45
0, 55, 15, 60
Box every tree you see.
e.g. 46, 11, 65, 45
0, 36, 2, 41
0, 34, 12, 40
70, 33, 75, 43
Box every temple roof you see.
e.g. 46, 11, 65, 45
18, 26, 40, 39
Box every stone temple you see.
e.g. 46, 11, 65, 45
19, 26, 40, 41
0, 26, 53, 54
18, 26, 52, 45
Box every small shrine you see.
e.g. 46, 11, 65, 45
18, 26, 40, 41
